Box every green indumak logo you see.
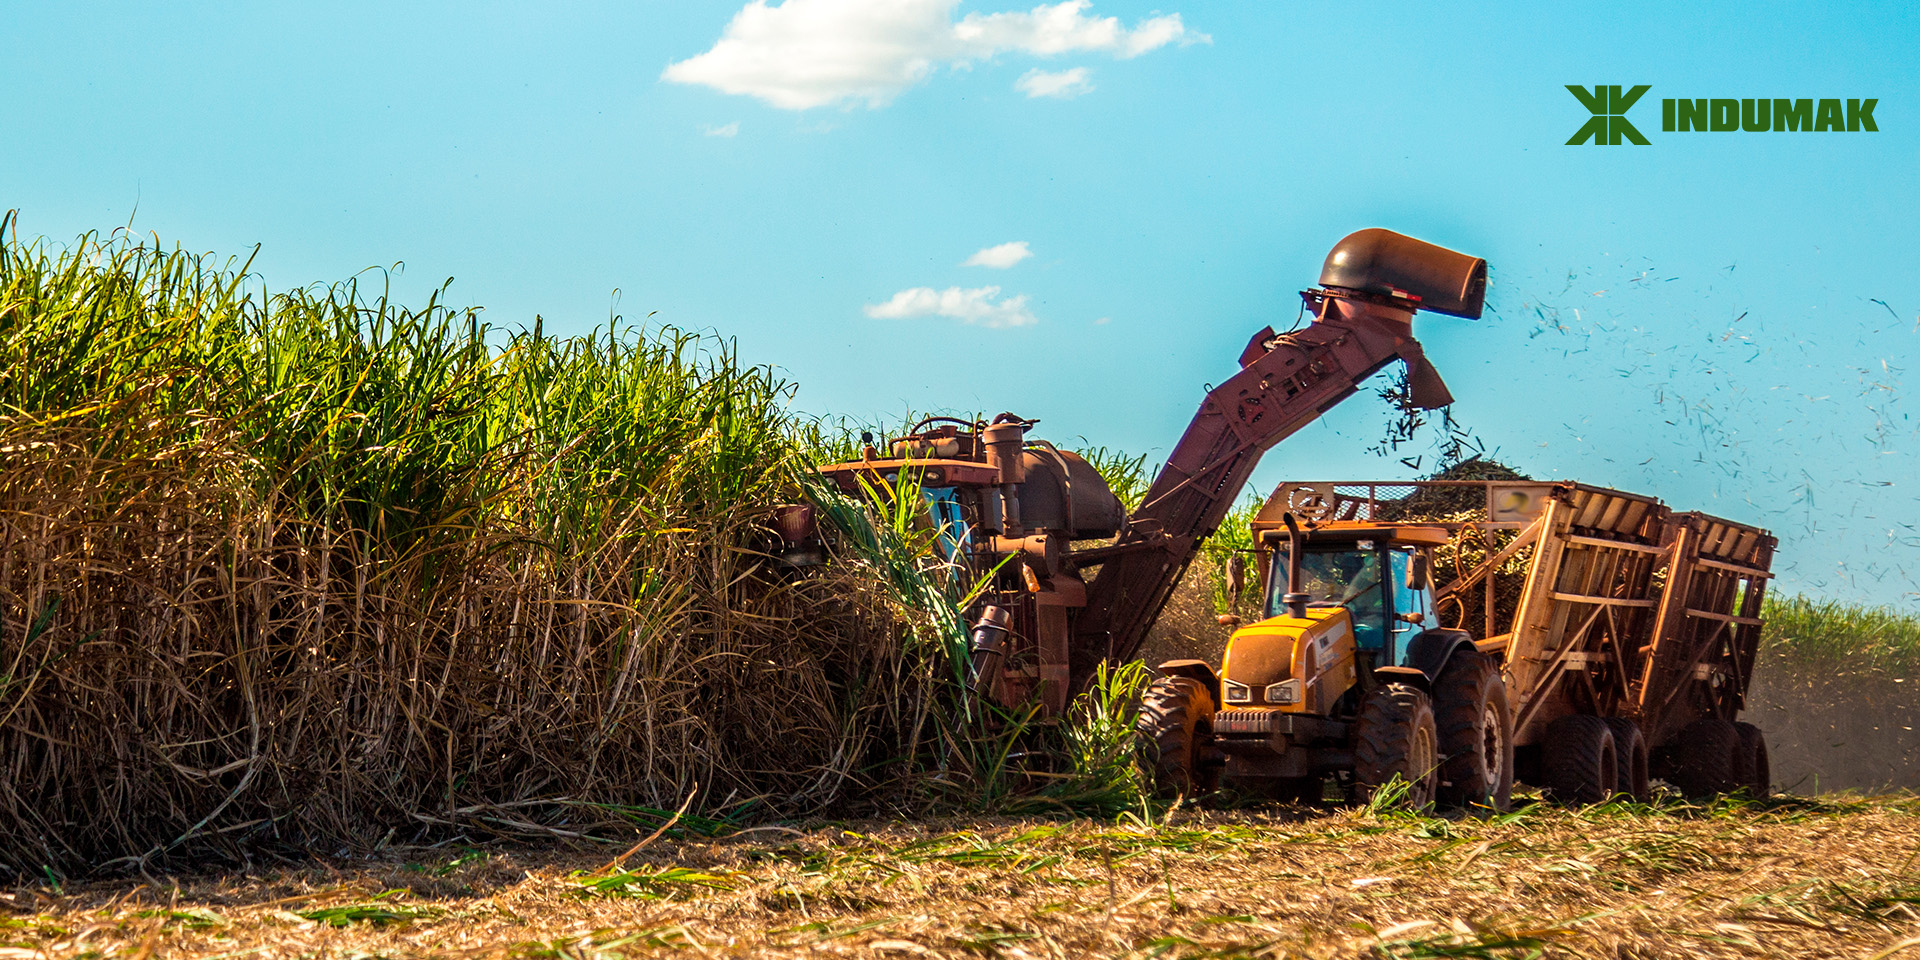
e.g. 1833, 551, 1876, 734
1566, 85, 1880, 144
1567, 85, 1651, 145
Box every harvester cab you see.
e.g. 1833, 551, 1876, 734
816, 413, 1127, 715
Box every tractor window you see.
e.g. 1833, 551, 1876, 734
1388, 547, 1439, 663
1268, 544, 1388, 653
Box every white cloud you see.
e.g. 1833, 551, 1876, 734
662, 0, 1205, 110
1015, 66, 1093, 99
1115, 14, 1192, 57
954, 1, 1199, 57
702, 121, 741, 137
865, 285, 1038, 328
962, 240, 1033, 268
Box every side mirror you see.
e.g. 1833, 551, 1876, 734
1408, 551, 1432, 590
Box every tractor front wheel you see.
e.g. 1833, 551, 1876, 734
1353, 684, 1440, 809
1137, 677, 1220, 797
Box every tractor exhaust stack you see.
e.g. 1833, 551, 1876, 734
1281, 513, 1310, 619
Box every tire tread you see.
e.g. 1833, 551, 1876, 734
1669, 717, 1739, 799
1353, 684, 1439, 808
1543, 714, 1617, 805
1733, 721, 1770, 798
1431, 648, 1514, 811
1137, 677, 1216, 796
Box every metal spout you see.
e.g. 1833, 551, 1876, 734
967, 605, 1012, 697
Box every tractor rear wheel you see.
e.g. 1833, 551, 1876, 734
1733, 721, 1770, 798
1604, 717, 1651, 802
1668, 718, 1739, 798
1543, 714, 1618, 805
1137, 677, 1219, 797
1353, 684, 1440, 809
1432, 649, 1515, 812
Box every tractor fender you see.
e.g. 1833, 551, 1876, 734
1156, 659, 1221, 707
1399, 628, 1478, 683
1372, 665, 1430, 691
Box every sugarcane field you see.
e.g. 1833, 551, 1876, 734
4, 5, 1918, 959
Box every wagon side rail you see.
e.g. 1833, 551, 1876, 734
1636, 512, 1777, 747
1500, 486, 1672, 746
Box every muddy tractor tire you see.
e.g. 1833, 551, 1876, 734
1604, 717, 1651, 802
1432, 648, 1515, 812
1733, 721, 1770, 798
1353, 684, 1441, 809
1543, 714, 1618, 805
1137, 677, 1219, 797
1668, 717, 1739, 799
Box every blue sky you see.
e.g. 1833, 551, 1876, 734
6, 1, 1919, 605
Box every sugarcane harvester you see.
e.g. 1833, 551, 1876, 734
815, 229, 1489, 719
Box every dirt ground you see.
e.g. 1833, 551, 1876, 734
5, 794, 1917, 959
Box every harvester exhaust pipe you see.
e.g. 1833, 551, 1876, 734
1281, 513, 1310, 619
983, 415, 1028, 536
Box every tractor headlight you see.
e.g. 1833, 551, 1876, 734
1265, 680, 1302, 704
1222, 679, 1252, 703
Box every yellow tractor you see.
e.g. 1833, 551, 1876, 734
1140, 515, 1514, 809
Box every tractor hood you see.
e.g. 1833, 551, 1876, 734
1219, 607, 1356, 713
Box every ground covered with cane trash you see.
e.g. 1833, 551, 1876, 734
7, 793, 1918, 960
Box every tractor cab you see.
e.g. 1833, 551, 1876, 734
1185, 522, 1452, 722
1260, 524, 1448, 668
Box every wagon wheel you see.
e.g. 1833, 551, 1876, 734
1666, 717, 1739, 799
1542, 714, 1618, 805
1604, 717, 1650, 802
1733, 721, 1770, 798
